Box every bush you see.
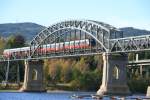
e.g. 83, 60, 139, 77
70, 79, 81, 91
128, 78, 150, 93
70, 69, 102, 91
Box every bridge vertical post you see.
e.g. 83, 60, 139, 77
17, 61, 20, 85
4, 59, 10, 85
97, 53, 130, 96
20, 59, 46, 92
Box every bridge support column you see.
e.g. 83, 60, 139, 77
20, 60, 46, 92
97, 53, 130, 96
146, 86, 150, 97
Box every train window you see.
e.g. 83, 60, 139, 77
74, 42, 77, 46
70, 41, 74, 45
64, 42, 69, 46
86, 39, 90, 45
80, 40, 84, 45
46, 44, 50, 48
75, 40, 79, 45
78, 42, 80, 45
51, 44, 55, 48
42, 45, 45, 48
83, 40, 86, 44
59, 43, 63, 48
55, 44, 59, 49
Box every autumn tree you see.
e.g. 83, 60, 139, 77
74, 57, 89, 74
47, 59, 61, 84
60, 60, 74, 83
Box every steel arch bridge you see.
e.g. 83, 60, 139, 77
29, 20, 121, 59
1, 20, 150, 95
1, 19, 150, 61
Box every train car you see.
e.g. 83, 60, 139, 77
3, 47, 30, 58
37, 39, 91, 53
3, 39, 96, 59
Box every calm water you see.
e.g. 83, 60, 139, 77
0, 91, 147, 100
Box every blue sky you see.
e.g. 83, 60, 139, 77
0, 0, 150, 30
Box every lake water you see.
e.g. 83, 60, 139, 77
0, 91, 148, 100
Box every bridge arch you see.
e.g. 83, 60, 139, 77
30, 20, 121, 57
32, 69, 38, 80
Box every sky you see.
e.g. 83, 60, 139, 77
0, 0, 150, 30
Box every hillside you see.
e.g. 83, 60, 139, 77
0, 22, 150, 42
120, 27, 150, 37
0, 22, 46, 41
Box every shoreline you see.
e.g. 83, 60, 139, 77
0, 89, 96, 93
0, 89, 145, 96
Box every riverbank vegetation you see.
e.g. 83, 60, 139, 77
44, 56, 103, 91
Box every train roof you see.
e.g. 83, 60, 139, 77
4, 47, 30, 52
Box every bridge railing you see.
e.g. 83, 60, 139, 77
0, 54, 28, 62
0, 55, 6, 61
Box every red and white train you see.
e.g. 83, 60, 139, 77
3, 39, 96, 58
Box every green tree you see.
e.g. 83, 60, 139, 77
0, 36, 6, 54
83, 56, 97, 70
70, 68, 102, 91
6, 34, 26, 49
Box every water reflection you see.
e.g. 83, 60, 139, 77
0, 91, 148, 100
0, 91, 93, 100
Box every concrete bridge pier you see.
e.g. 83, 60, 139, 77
20, 60, 46, 92
147, 86, 150, 97
97, 53, 130, 96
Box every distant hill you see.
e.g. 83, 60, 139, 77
120, 27, 150, 37
0, 22, 150, 42
0, 22, 46, 41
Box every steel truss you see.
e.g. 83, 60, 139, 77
110, 35, 150, 53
